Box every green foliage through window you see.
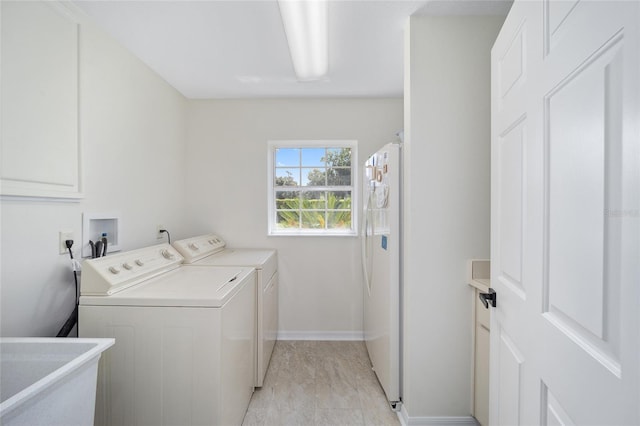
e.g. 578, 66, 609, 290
276, 193, 351, 230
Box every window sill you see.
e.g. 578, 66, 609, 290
268, 230, 358, 237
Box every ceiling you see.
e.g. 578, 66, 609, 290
73, 0, 512, 99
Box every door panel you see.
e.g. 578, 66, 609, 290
544, 0, 580, 55
496, 331, 524, 426
497, 23, 525, 102
491, 1, 639, 425
498, 119, 525, 297
545, 37, 623, 343
541, 384, 575, 426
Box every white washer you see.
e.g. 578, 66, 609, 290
172, 234, 277, 387
78, 243, 256, 426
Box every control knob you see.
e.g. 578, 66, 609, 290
122, 262, 133, 270
135, 259, 144, 266
108, 266, 121, 274
161, 249, 175, 260
188, 243, 199, 250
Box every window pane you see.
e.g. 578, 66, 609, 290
301, 148, 325, 167
302, 191, 326, 209
301, 211, 324, 229
327, 167, 351, 186
276, 210, 299, 228
326, 148, 351, 167
327, 211, 352, 229
275, 194, 300, 208
303, 167, 326, 186
275, 148, 300, 167
275, 168, 299, 186
327, 191, 351, 208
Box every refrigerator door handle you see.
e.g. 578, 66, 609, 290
361, 187, 373, 296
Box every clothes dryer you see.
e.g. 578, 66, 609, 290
172, 234, 277, 387
78, 243, 256, 426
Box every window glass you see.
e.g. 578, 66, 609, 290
303, 168, 326, 186
301, 148, 325, 167
275, 148, 300, 167
275, 168, 299, 186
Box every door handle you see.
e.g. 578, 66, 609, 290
479, 288, 497, 309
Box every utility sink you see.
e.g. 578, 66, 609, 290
0, 337, 114, 426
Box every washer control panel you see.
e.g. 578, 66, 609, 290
81, 243, 183, 296
172, 233, 226, 263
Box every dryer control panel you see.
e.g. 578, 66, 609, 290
172, 234, 226, 264
81, 243, 183, 295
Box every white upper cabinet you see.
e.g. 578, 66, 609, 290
1, 1, 82, 199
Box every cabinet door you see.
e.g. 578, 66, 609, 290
473, 290, 490, 426
474, 319, 490, 426
1, 1, 81, 198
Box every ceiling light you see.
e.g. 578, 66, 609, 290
278, 0, 328, 81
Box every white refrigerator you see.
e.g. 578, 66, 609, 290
361, 142, 401, 408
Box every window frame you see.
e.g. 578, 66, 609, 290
267, 140, 358, 237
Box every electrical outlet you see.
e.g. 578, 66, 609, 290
156, 224, 164, 239
59, 231, 74, 254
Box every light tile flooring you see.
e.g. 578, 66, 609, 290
242, 341, 401, 426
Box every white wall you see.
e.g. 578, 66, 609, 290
186, 99, 403, 338
0, 13, 189, 337
402, 15, 503, 420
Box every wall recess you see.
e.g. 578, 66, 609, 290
82, 213, 121, 258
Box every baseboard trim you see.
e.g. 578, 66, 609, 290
277, 330, 364, 341
399, 405, 478, 426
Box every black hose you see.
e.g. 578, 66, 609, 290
56, 241, 79, 337
56, 306, 77, 337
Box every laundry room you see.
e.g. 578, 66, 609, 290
8, 1, 634, 425
0, 0, 504, 422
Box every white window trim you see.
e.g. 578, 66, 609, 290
267, 139, 358, 237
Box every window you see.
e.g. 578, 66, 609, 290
268, 140, 357, 236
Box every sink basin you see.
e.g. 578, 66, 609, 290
0, 337, 114, 426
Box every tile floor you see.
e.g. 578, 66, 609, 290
242, 340, 401, 426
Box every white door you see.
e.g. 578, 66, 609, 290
490, 1, 639, 425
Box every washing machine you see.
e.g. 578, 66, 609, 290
78, 243, 256, 426
172, 234, 277, 387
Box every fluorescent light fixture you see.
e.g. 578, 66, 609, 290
278, 0, 328, 81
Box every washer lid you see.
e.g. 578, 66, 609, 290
80, 266, 255, 308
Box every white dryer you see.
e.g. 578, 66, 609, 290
78, 243, 256, 426
172, 234, 277, 387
